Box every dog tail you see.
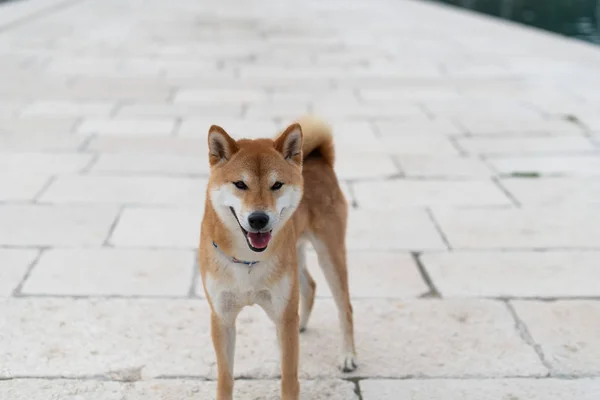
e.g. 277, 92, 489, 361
295, 115, 335, 167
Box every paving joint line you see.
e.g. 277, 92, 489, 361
4, 373, 597, 383
32, 176, 56, 203
425, 208, 452, 250
411, 252, 441, 298
491, 176, 521, 207
12, 248, 46, 296
344, 377, 363, 400
102, 206, 124, 247
505, 301, 554, 375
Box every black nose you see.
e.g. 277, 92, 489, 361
248, 212, 269, 230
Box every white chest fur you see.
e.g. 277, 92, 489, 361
203, 251, 292, 325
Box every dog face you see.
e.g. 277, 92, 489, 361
206, 124, 304, 253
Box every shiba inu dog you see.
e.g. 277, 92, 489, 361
198, 116, 357, 400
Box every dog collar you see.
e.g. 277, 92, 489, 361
212, 241, 259, 266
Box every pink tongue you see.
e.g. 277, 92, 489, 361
247, 232, 272, 249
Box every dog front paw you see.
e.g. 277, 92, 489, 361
338, 352, 358, 373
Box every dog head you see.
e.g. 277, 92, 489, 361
206, 123, 304, 253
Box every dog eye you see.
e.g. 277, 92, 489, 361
271, 182, 284, 191
233, 181, 248, 190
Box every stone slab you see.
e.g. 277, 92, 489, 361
77, 119, 176, 136
513, 300, 600, 375
421, 251, 600, 298
0, 118, 78, 134
40, 176, 207, 206
488, 155, 600, 176
0, 153, 92, 174
22, 249, 195, 296
0, 133, 86, 152
375, 120, 464, 136
0, 249, 39, 296
501, 177, 600, 206
347, 209, 447, 251
457, 136, 596, 155
0, 298, 546, 379
456, 118, 584, 136
86, 136, 208, 156
90, 154, 210, 176
378, 136, 460, 155
21, 101, 116, 117
109, 207, 202, 249
360, 378, 600, 400
334, 153, 399, 180
0, 172, 50, 201
116, 103, 243, 118
396, 156, 494, 178
0, 379, 357, 400
0, 205, 118, 246
432, 208, 600, 249
196, 251, 429, 299
353, 180, 510, 208
178, 118, 278, 139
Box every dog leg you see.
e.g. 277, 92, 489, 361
310, 233, 357, 373
277, 300, 300, 400
211, 312, 236, 400
298, 243, 316, 332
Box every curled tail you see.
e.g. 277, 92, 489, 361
294, 115, 335, 167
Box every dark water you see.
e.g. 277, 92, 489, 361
429, 0, 600, 45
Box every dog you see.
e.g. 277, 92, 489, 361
198, 115, 357, 400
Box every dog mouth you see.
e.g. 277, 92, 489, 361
229, 208, 272, 252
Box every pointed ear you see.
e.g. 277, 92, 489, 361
208, 125, 238, 166
274, 123, 303, 165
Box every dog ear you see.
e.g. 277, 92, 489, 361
274, 123, 303, 165
208, 125, 238, 166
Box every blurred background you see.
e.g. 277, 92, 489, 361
432, 0, 600, 44
0, 0, 599, 399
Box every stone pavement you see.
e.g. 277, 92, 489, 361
1, 0, 600, 398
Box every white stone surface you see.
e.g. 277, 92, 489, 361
488, 155, 600, 176
78, 119, 176, 136
0, 117, 77, 134
0, 249, 39, 296
0, 379, 358, 400
353, 180, 510, 208
347, 209, 447, 251
501, 177, 600, 205
90, 154, 210, 176
22, 249, 195, 296
513, 301, 600, 375
178, 118, 278, 139
0, 173, 50, 201
197, 251, 429, 299
40, 176, 207, 205
21, 101, 116, 117
0, 205, 118, 246
397, 156, 493, 178
0, 153, 92, 174
1, 0, 600, 392
456, 117, 584, 136
379, 136, 460, 155
422, 251, 600, 298
0, 133, 86, 152
0, 298, 546, 379
360, 379, 600, 400
109, 207, 202, 249
433, 208, 600, 249
457, 136, 596, 155
86, 136, 208, 156
334, 153, 399, 180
